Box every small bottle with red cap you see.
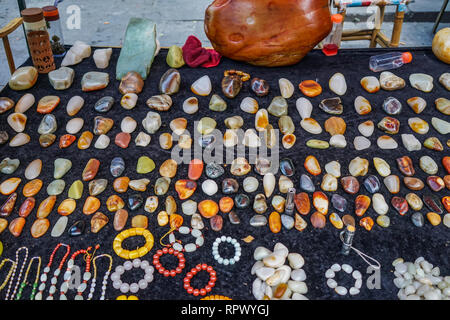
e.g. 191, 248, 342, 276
369, 51, 413, 72
322, 14, 344, 57
42, 5, 66, 57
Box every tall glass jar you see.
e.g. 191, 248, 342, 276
21, 7, 56, 73
42, 5, 66, 57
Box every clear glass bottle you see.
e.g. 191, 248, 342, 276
322, 14, 343, 57
21, 7, 56, 73
369, 52, 413, 72
42, 5, 66, 57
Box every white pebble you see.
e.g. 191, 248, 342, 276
342, 264, 353, 274
327, 278, 337, 289
335, 286, 347, 296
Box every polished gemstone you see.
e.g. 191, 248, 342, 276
319, 97, 343, 115
68, 220, 85, 237
93, 116, 114, 135
0, 158, 20, 175
198, 200, 219, 218
7, 113, 27, 133
330, 212, 344, 229
114, 209, 128, 231
204, 163, 224, 179
427, 212, 441, 226
8, 66, 38, 90
341, 176, 360, 194
384, 175, 400, 194
59, 134, 76, 149
331, 194, 347, 212
354, 96, 372, 115
427, 176, 445, 192
106, 195, 125, 212
304, 156, 321, 176
360, 217, 374, 231
268, 96, 288, 117
159, 69, 181, 95
68, 180, 83, 199
423, 195, 443, 214
363, 175, 380, 193
403, 177, 424, 191
31, 219, 50, 238
110, 157, 125, 177
22, 179, 43, 197
380, 71, 405, 91
411, 212, 424, 227
250, 215, 268, 227
0, 97, 14, 114
119, 71, 144, 94
348, 157, 369, 177
91, 212, 109, 233
233, 194, 249, 209
294, 213, 308, 231
115, 132, 131, 148
219, 197, 234, 213
299, 80, 322, 97
300, 118, 322, 134
431, 117, 450, 135
391, 196, 409, 216
311, 212, 326, 229
360, 76, 380, 93
154, 177, 171, 196
296, 97, 313, 119
175, 180, 197, 200
251, 78, 269, 96
77, 131, 93, 150
66, 96, 84, 116
407, 97, 426, 114
197, 117, 217, 135
0, 131, 8, 145
94, 96, 115, 113
0, 178, 21, 195
230, 157, 251, 176
435, 97, 450, 115
113, 177, 130, 193
9, 133, 30, 147
378, 117, 400, 134
88, 179, 108, 196
47, 180, 65, 196
0, 193, 17, 217
401, 134, 421, 151
300, 174, 315, 192
54, 158, 72, 179
373, 157, 391, 177
377, 135, 398, 149
423, 137, 443, 151
294, 192, 310, 215
409, 73, 434, 92
48, 67, 74, 90
396, 156, 415, 176
57, 198, 76, 216
405, 193, 423, 211
36, 195, 56, 219
408, 117, 429, 134
280, 158, 295, 177
9, 217, 25, 237
146, 94, 172, 111
383, 97, 402, 115
253, 194, 268, 214
222, 178, 239, 194
222, 74, 242, 98
324, 116, 346, 136
128, 194, 144, 211
313, 191, 328, 215
135, 132, 151, 147
18, 197, 35, 217
82, 196, 100, 215
39, 134, 56, 148
82, 159, 100, 181
81, 72, 109, 92
129, 179, 150, 192
166, 45, 185, 68
355, 195, 370, 217
353, 136, 371, 150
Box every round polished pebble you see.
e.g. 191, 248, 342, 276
121, 116, 137, 133
419, 156, 438, 175
202, 179, 218, 196
243, 177, 259, 193
329, 134, 347, 148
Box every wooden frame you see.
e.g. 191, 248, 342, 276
334, 0, 410, 48
0, 17, 24, 74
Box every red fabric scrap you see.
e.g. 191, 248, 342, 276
182, 35, 221, 68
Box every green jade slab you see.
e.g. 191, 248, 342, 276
116, 18, 157, 80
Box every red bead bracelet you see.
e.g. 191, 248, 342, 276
152, 247, 186, 277
183, 264, 216, 296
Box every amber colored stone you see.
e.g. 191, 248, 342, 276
443, 156, 450, 174
403, 177, 425, 191
304, 155, 321, 176
31, 218, 50, 238
119, 71, 144, 95
273, 283, 288, 299
294, 192, 310, 216
313, 191, 328, 215
341, 176, 360, 194
219, 197, 234, 213
329, 212, 344, 229
0, 218, 7, 233
442, 196, 450, 212
93, 116, 114, 135
9, 217, 26, 237
165, 196, 177, 215
106, 195, 125, 212
0, 178, 22, 195
82, 158, 100, 181
22, 179, 43, 197
342, 214, 356, 227
269, 211, 282, 233
396, 156, 415, 176
324, 116, 346, 136
113, 177, 130, 193
391, 196, 409, 216
360, 217, 374, 231
159, 159, 178, 178
131, 215, 148, 229
91, 212, 109, 233
170, 214, 184, 229
57, 198, 76, 216
427, 176, 445, 192
210, 215, 223, 232
355, 195, 371, 217
188, 159, 204, 181
82, 196, 100, 215
310, 212, 326, 228
198, 200, 219, 218
39, 134, 56, 148
175, 179, 197, 200
299, 80, 322, 97
78, 131, 94, 149
114, 209, 128, 231
18, 197, 35, 218
115, 132, 131, 149
294, 213, 307, 231
37, 96, 60, 114
36, 195, 56, 219
444, 175, 450, 190
59, 134, 76, 149
426, 212, 441, 226
0, 193, 18, 217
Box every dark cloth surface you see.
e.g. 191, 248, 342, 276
0, 47, 448, 300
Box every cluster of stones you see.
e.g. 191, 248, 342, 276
392, 257, 449, 300
252, 243, 308, 300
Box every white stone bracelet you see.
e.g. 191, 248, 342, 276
168, 226, 204, 253
325, 263, 362, 296
110, 259, 154, 294
212, 236, 241, 266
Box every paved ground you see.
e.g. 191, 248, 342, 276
0, 0, 449, 88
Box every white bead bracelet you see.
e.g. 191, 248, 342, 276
168, 226, 204, 253
110, 259, 154, 294
212, 236, 241, 266
325, 263, 362, 296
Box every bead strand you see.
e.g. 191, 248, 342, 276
212, 236, 241, 265
0, 259, 16, 293
88, 254, 113, 300
15, 256, 41, 300
59, 246, 93, 300
183, 264, 217, 297
5, 247, 28, 300
152, 247, 185, 277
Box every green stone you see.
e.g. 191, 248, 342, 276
116, 18, 157, 80
306, 139, 330, 149
68, 180, 83, 199
166, 45, 185, 68
209, 94, 227, 112
137, 156, 155, 174
268, 96, 288, 117
197, 117, 217, 135
47, 180, 66, 196
0, 158, 20, 174
0, 241, 3, 256
54, 158, 72, 179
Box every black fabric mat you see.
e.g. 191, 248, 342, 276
0, 47, 448, 300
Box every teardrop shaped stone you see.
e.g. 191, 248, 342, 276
110, 157, 125, 177
300, 174, 315, 192
209, 94, 227, 112
89, 179, 108, 196
280, 158, 295, 177
7, 113, 27, 133
411, 212, 424, 227
25, 159, 42, 180
191, 75, 212, 96
68, 220, 85, 237
51, 216, 69, 237
38, 114, 57, 135
423, 195, 443, 214
331, 194, 347, 212
95, 96, 115, 113
68, 180, 83, 199
54, 158, 72, 179
159, 69, 181, 95
128, 194, 144, 211
329, 72, 347, 96
91, 212, 109, 233
222, 74, 242, 98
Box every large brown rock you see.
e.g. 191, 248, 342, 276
204, 0, 332, 67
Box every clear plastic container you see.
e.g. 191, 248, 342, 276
42, 5, 66, 57
322, 14, 343, 56
369, 52, 413, 72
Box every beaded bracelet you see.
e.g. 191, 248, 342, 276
88, 254, 113, 300
167, 226, 204, 253
15, 256, 41, 300
212, 236, 241, 266
0, 258, 16, 292
6, 247, 28, 300
111, 259, 154, 294
113, 228, 154, 259
35, 243, 71, 300
153, 247, 186, 277
325, 263, 363, 296
201, 295, 232, 300
183, 263, 216, 297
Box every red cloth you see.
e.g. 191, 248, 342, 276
182, 35, 221, 68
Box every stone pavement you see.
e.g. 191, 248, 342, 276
0, 0, 449, 88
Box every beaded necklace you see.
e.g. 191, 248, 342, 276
15, 257, 42, 300
88, 254, 112, 300
0, 258, 16, 293
5, 246, 28, 300
35, 243, 71, 300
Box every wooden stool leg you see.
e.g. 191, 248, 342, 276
390, 7, 405, 47
2, 36, 16, 74
433, 0, 449, 34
